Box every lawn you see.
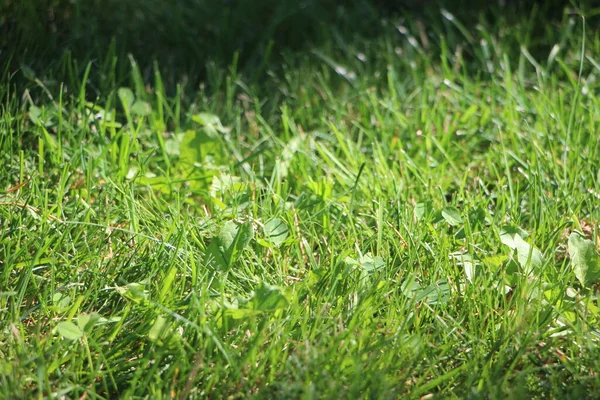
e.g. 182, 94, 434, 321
1, 0, 600, 398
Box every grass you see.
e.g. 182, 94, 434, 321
2, 1, 600, 398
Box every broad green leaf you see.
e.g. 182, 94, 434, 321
482, 254, 507, 270
463, 261, 475, 282
76, 314, 92, 330
219, 220, 244, 251
513, 234, 544, 273
263, 218, 289, 247
178, 129, 222, 194
191, 112, 221, 127
467, 207, 487, 225
135, 175, 171, 193
359, 253, 385, 272
21, 64, 36, 80
414, 201, 433, 221
92, 107, 114, 122
116, 282, 148, 304
587, 301, 600, 317
276, 136, 303, 179
248, 283, 289, 311
401, 276, 450, 305
568, 232, 600, 287
164, 137, 181, 156
205, 240, 228, 270
451, 253, 476, 282
226, 220, 254, 261
52, 292, 71, 311
29, 106, 58, 150
148, 315, 168, 341
191, 112, 229, 138
416, 281, 451, 305
210, 173, 242, 198
118, 87, 135, 110
57, 321, 83, 341
205, 220, 254, 270
179, 129, 222, 190
358, 253, 384, 272
95, 316, 122, 325
76, 312, 101, 331
180, 129, 205, 168
441, 206, 462, 226
499, 226, 529, 249
400, 275, 422, 299
29, 105, 42, 125
223, 307, 262, 319
345, 253, 385, 278
219, 283, 288, 322
131, 100, 151, 116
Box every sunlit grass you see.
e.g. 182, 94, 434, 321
1, 1, 600, 398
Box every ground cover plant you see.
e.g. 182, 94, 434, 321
1, 0, 600, 398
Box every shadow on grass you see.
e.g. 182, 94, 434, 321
0, 0, 579, 92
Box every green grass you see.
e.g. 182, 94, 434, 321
2, 1, 600, 398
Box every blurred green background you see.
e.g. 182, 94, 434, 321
1, 0, 574, 86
